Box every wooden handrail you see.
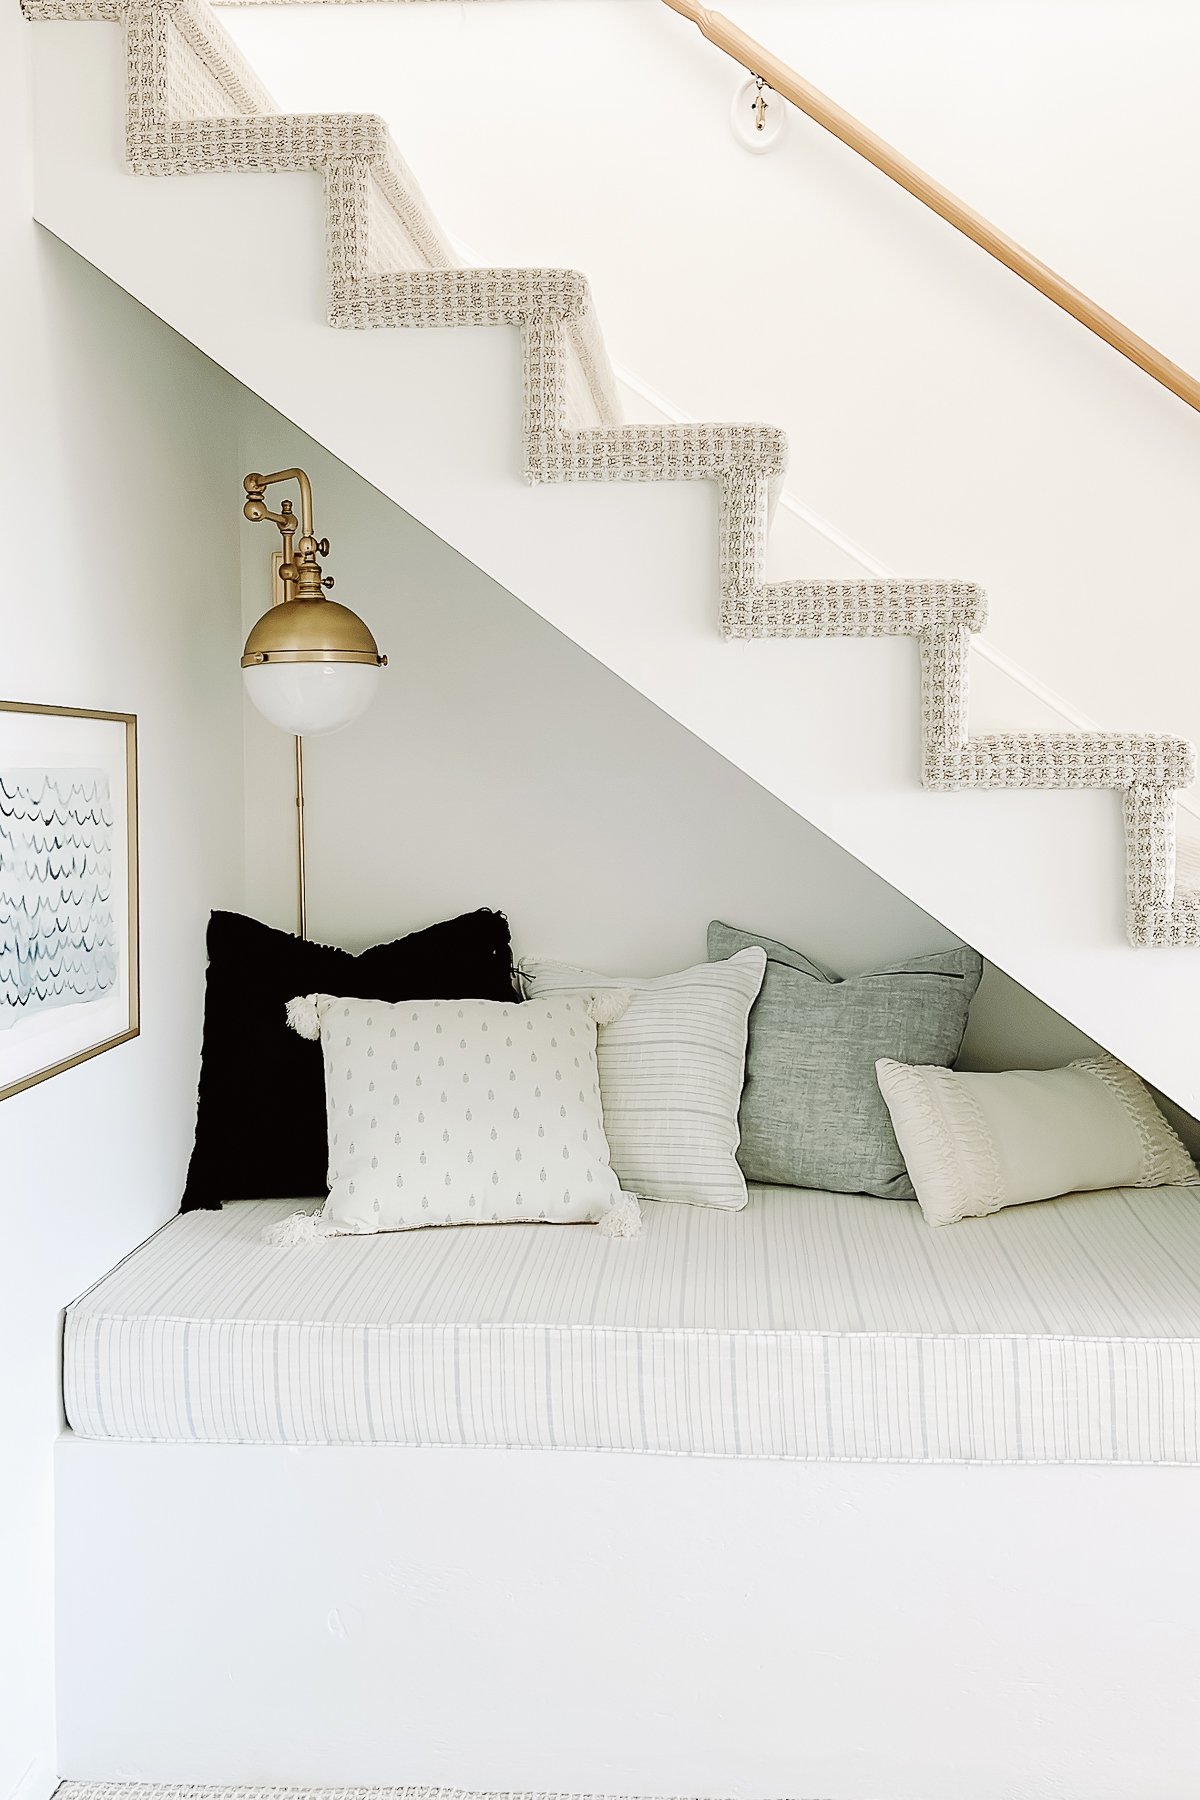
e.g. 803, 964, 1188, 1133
663, 0, 1200, 415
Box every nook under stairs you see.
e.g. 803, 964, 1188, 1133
23, 0, 1200, 1114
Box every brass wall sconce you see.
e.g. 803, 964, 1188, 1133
241, 467, 387, 737
241, 467, 387, 937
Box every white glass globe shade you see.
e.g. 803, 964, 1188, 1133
243, 661, 382, 735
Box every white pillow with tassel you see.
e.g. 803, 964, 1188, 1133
267, 990, 641, 1243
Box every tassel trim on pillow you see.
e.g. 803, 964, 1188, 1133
586, 989, 631, 1026
285, 993, 328, 1040
261, 1207, 342, 1247
598, 1193, 643, 1238
519, 962, 631, 1028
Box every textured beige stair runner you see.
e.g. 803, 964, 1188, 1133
24, 0, 1200, 947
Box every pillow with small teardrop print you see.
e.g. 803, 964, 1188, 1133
182, 908, 521, 1211
266, 991, 641, 1240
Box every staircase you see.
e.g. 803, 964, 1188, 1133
23, 0, 1200, 1115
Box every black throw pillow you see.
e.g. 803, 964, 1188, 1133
182, 908, 520, 1210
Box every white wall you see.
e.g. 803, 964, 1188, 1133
6, 10, 1195, 1786
238, 395, 1104, 1079
0, 16, 244, 1797
223, 0, 1200, 790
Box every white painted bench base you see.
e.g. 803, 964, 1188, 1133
56, 1433, 1200, 1800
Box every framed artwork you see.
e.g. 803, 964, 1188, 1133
0, 702, 139, 1102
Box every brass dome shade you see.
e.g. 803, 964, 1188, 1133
241, 597, 386, 668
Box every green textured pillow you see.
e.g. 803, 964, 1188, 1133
708, 921, 982, 1199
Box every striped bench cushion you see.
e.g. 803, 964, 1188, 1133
63, 1184, 1200, 1463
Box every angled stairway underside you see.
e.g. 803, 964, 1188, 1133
26, 0, 1200, 950
22, 0, 1200, 950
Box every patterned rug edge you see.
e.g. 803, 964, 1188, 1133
56, 1786, 762, 1800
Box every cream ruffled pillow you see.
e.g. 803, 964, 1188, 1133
875, 1053, 1199, 1227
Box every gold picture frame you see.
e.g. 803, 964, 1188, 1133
0, 701, 139, 1102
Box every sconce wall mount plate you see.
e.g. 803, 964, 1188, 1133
731, 75, 785, 153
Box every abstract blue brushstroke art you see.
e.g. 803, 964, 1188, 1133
0, 768, 118, 1027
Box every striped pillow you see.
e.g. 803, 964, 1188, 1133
520, 949, 766, 1210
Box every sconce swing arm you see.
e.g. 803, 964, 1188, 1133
243, 468, 334, 607
240, 467, 387, 669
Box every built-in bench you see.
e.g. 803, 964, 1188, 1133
56, 1185, 1200, 1798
